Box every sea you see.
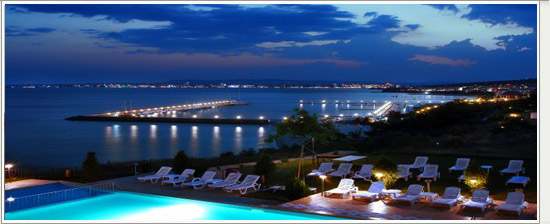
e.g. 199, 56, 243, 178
5, 88, 466, 167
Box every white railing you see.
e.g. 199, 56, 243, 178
5, 182, 115, 212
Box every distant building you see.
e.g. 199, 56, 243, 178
497, 90, 524, 100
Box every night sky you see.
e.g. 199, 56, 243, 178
5, 4, 537, 84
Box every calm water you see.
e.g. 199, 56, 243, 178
5, 88, 464, 166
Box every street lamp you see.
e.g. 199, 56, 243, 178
319, 175, 327, 197
5, 164, 14, 180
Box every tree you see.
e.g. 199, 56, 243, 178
254, 152, 276, 183
265, 108, 339, 178
82, 151, 101, 182
172, 151, 189, 173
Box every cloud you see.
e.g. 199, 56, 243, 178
256, 39, 350, 48
517, 46, 531, 52
25, 27, 55, 33
335, 4, 535, 51
408, 54, 477, 66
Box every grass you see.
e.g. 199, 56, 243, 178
241, 153, 536, 203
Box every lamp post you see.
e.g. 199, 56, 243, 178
425, 179, 432, 192
319, 175, 327, 197
5, 164, 14, 181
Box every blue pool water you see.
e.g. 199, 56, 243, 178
5, 183, 75, 198
5, 191, 344, 220
5, 183, 111, 212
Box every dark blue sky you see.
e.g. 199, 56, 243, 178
5, 4, 537, 84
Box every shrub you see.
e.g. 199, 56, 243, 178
464, 161, 488, 191
254, 152, 276, 183
239, 148, 257, 157
372, 155, 398, 188
172, 151, 189, 173
285, 177, 311, 201
82, 152, 101, 182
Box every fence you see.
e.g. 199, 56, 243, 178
5, 182, 115, 212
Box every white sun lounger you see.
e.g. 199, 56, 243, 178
137, 166, 172, 183
431, 187, 463, 208
393, 184, 424, 205
307, 162, 333, 177
497, 192, 529, 215
397, 165, 412, 181
208, 172, 242, 189
352, 181, 384, 201
449, 158, 470, 173
417, 164, 440, 181
224, 175, 261, 194
401, 156, 428, 171
181, 171, 217, 189
500, 160, 524, 175
461, 189, 490, 212
324, 178, 357, 198
161, 169, 195, 186
327, 163, 353, 178
506, 176, 530, 187
352, 164, 373, 181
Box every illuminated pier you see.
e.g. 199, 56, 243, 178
65, 100, 272, 125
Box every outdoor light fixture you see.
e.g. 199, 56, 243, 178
470, 179, 478, 184
283, 116, 288, 120
319, 175, 327, 197
375, 173, 384, 178
5, 164, 13, 169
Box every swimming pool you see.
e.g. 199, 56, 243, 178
5, 191, 344, 220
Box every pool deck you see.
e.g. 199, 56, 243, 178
95, 175, 283, 208
5, 179, 83, 190
278, 192, 537, 220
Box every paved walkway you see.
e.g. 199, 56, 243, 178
279, 192, 537, 220
5, 179, 60, 190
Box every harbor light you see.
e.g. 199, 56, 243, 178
339, 114, 344, 117
192, 115, 198, 118
353, 113, 359, 117
236, 116, 242, 119
6, 197, 15, 202
259, 116, 264, 120
214, 115, 219, 119
321, 100, 326, 103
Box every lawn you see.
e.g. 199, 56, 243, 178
242, 153, 537, 203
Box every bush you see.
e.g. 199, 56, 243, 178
239, 148, 257, 157
172, 151, 189, 173
254, 152, 276, 183
285, 177, 311, 201
82, 152, 101, 182
372, 155, 398, 188
464, 161, 488, 191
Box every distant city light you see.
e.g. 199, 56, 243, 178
192, 115, 197, 118
283, 116, 288, 120
6, 197, 15, 202
214, 115, 219, 119
259, 116, 264, 120
236, 116, 242, 119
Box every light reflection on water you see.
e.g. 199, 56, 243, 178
6, 88, 471, 166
